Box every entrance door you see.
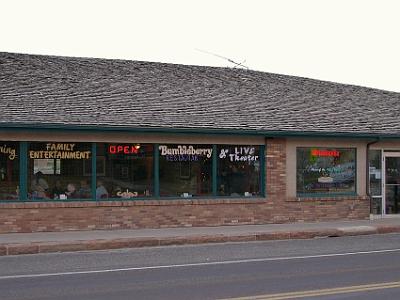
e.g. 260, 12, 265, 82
384, 153, 400, 215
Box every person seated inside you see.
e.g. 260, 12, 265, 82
31, 171, 49, 199
78, 179, 91, 198
65, 183, 79, 199
51, 180, 64, 199
96, 180, 108, 199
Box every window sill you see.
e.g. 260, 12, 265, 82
287, 195, 368, 202
0, 197, 268, 208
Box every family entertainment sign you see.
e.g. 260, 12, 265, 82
29, 143, 91, 159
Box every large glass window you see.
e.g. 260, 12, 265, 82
2, 141, 266, 202
297, 148, 356, 195
217, 145, 261, 197
159, 144, 212, 197
369, 150, 382, 214
28, 142, 91, 200
0, 142, 19, 200
96, 143, 153, 199
369, 150, 382, 196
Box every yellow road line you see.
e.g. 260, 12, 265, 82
220, 281, 400, 300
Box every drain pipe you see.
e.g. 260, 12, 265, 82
366, 138, 380, 215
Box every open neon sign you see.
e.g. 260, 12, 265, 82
311, 149, 340, 157
108, 145, 141, 155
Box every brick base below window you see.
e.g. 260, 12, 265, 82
0, 197, 369, 233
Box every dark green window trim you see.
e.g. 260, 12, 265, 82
153, 144, 160, 198
91, 142, 97, 201
260, 145, 266, 197
19, 141, 28, 201
355, 148, 358, 194
212, 145, 217, 196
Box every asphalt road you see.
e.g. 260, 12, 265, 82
1, 233, 400, 299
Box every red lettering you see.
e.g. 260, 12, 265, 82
108, 144, 141, 155
311, 149, 340, 157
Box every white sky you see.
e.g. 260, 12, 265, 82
1, 0, 399, 92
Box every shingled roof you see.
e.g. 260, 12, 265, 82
1, 52, 399, 137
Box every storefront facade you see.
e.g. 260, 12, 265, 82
1, 52, 400, 233
1, 129, 385, 233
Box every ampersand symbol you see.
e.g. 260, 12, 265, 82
219, 149, 228, 158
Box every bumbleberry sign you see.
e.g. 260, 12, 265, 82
159, 145, 212, 162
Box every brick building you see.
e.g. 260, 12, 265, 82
0, 52, 398, 233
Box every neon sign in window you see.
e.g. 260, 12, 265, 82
297, 147, 356, 195
108, 144, 141, 155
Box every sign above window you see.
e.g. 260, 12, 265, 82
219, 146, 259, 162
159, 145, 212, 162
311, 149, 340, 157
0, 144, 16, 160
29, 143, 91, 159
108, 144, 141, 155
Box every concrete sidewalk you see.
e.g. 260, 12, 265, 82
1, 218, 400, 256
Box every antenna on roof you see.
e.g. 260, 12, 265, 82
195, 48, 249, 70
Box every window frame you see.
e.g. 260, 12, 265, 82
216, 144, 263, 197
96, 143, 155, 200
26, 141, 94, 201
158, 144, 214, 198
296, 147, 358, 197
0, 141, 20, 201
3, 141, 266, 202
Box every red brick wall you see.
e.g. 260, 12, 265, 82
0, 138, 370, 233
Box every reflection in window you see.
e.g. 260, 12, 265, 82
369, 150, 382, 196
28, 142, 91, 200
0, 142, 19, 200
385, 157, 400, 214
297, 148, 356, 195
369, 148, 382, 215
97, 144, 153, 199
159, 145, 212, 197
217, 145, 261, 197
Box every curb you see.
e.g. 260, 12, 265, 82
1, 225, 400, 256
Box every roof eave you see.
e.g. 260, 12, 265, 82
1, 122, 400, 139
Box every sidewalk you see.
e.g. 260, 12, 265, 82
1, 218, 400, 256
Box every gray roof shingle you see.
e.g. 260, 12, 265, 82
1, 51, 399, 136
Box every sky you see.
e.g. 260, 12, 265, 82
1, 0, 399, 92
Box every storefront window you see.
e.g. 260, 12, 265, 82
17, 141, 265, 201
297, 148, 356, 195
159, 144, 212, 197
28, 142, 91, 200
217, 145, 261, 196
369, 150, 382, 196
0, 142, 19, 200
369, 149, 382, 214
96, 143, 153, 199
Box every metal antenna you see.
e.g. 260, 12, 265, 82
195, 48, 249, 70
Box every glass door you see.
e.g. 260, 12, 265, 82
384, 153, 400, 215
